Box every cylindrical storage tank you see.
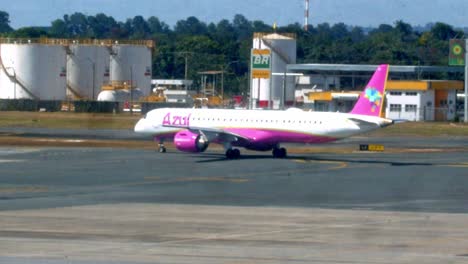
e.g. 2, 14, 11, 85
67, 45, 110, 100
0, 43, 66, 100
110, 45, 151, 96
97, 90, 118, 102
251, 33, 296, 109
97, 89, 143, 102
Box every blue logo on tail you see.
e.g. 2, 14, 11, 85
364, 87, 382, 112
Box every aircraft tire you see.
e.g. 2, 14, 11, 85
279, 148, 287, 158
273, 147, 287, 158
226, 149, 240, 159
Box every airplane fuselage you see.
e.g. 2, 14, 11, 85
134, 64, 392, 158
135, 107, 392, 151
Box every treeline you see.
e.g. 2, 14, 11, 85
0, 11, 464, 95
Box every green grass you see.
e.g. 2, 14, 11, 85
0, 111, 140, 130
367, 122, 468, 137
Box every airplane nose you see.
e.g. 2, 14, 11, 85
134, 118, 147, 133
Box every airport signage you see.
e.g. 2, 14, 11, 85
251, 49, 271, 79
449, 39, 465, 66
359, 144, 385, 152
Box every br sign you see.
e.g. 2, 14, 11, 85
251, 49, 271, 79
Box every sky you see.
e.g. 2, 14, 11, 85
3, 0, 468, 29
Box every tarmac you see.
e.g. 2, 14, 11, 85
0, 131, 468, 263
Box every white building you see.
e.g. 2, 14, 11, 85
151, 79, 195, 104
385, 80, 462, 121
305, 80, 462, 121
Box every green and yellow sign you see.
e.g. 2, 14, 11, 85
251, 49, 271, 79
449, 39, 465, 66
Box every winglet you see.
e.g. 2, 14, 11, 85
350, 64, 389, 117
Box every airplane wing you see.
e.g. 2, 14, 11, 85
162, 124, 251, 145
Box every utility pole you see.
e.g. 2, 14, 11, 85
184, 54, 188, 80
92, 62, 95, 100
170, 52, 191, 80
465, 39, 468, 122
130, 65, 133, 115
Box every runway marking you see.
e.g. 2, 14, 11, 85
237, 162, 350, 179
146, 176, 250, 184
439, 162, 468, 168
0, 159, 24, 163
0, 186, 48, 194
292, 159, 348, 170
154, 227, 312, 246
122, 176, 250, 187
36, 139, 85, 143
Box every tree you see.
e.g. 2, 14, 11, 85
148, 16, 169, 34
50, 19, 69, 37
252, 20, 271, 33
127, 15, 150, 39
8, 27, 48, 38
174, 16, 207, 35
372, 24, 393, 34
0, 10, 13, 33
4, 11, 461, 93
394, 20, 417, 42
232, 14, 252, 40
331, 23, 349, 40
67, 13, 89, 37
430, 22, 458, 41
87, 13, 118, 38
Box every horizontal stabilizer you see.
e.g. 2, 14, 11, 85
348, 118, 379, 128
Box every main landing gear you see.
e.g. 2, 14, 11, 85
272, 147, 287, 158
225, 148, 241, 159
157, 140, 166, 153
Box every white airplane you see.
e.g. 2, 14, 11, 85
135, 64, 393, 158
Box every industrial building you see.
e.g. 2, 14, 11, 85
385, 80, 462, 121
286, 64, 464, 121
150, 79, 195, 104
0, 38, 153, 103
304, 80, 463, 121
251, 32, 297, 109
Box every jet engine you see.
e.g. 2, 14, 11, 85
174, 130, 209, 153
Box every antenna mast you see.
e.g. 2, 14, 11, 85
304, 0, 309, 31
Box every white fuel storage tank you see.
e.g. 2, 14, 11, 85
110, 45, 151, 96
251, 33, 296, 109
97, 89, 143, 102
67, 45, 110, 100
0, 43, 67, 100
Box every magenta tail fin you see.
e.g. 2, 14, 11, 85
350, 64, 389, 117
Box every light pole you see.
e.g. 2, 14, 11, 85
130, 65, 134, 115
92, 62, 95, 100
221, 60, 240, 102
272, 72, 303, 110
465, 39, 468, 122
